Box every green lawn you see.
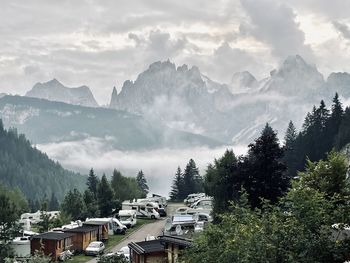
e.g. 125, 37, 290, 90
68, 219, 151, 263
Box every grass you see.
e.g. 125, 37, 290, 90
68, 218, 151, 263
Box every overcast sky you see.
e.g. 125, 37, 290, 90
0, 0, 350, 104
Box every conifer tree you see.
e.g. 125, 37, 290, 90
183, 159, 202, 197
87, 168, 99, 199
61, 189, 86, 220
136, 170, 149, 198
283, 121, 298, 177
97, 174, 115, 217
49, 193, 59, 211
169, 167, 184, 201
244, 123, 288, 207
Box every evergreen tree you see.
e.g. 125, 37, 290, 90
244, 123, 288, 207
169, 167, 184, 201
83, 190, 100, 218
136, 170, 149, 198
111, 169, 142, 202
336, 107, 350, 150
97, 174, 115, 217
183, 159, 202, 197
48, 193, 59, 211
87, 168, 99, 199
204, 149, 242, 215
61, 189, 86, 220
283, 121, 298, 177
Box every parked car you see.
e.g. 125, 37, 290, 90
117, 246, 130, 260
85, 241, 105, 256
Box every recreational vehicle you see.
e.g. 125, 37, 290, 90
122, 201, 160, 219
118, 210, 137, 228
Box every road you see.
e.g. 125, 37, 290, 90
86, 203, 183, 263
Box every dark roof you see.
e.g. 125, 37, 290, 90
31, 232, 74, 241
63, 226, 98, 233
160, 235, 192, 247
128, 239, 164, 254
83, 221, 108, 226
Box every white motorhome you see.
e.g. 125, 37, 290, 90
184, 193, 205, 205
118, 210, 137, 228
85, 218, 127, 235
20, 210, 60, 224
10, 236, 31, 258
122, 201, 160, 219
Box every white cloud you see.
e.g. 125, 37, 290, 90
36, 137, 247, 197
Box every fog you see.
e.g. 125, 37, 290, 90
37, 137, 247, 197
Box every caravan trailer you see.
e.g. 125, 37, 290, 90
122, 201, 160, 219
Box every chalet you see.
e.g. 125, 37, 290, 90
63, 226, 98, 252
83, 221, 109, 242
30, 232, 74, 261
128, 239, 166, 263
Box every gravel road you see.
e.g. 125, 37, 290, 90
86, 203, 183, 263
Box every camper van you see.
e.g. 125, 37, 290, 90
137, 199, 167, 217
184, 193, 205, 205
118, 210, 137, 228
85, 218, 127, 235
122, 202, 160, 219
10, 236, 31, 258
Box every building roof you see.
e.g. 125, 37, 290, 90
160, 235, 192, 247
31, 232, 75, 241
63, 226, 98, 233
83, 221, 108, 226
128, 239, 164, 254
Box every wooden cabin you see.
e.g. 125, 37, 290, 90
160, 235, 192, 263
83, 221, 109, 242
63, 226, 98, 252
30, 232, 74, 261
128, 239, 166, 263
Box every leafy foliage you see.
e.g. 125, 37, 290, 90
185, 152, 350, 263
98, 254, 128, 263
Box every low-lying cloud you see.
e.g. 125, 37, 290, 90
36, 137, 247, 197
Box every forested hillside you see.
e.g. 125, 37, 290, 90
0, 119, 85, 202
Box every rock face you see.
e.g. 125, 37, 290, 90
109, 55, 345, 144
327, 72, 350, 98
26, 79, 99, 107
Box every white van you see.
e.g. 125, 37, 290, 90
118, 210, 137, 228
122, 202, 160, 219
85, 218, 127, 235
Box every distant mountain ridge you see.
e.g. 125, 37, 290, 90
0, 95, 222, 150
26, 79, 99, 107
108, 55, 349, 144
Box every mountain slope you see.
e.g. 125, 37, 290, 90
0, 119, 85, 201
26, 79, 99, 107
0, 95, 222, 150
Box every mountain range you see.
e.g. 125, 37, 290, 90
4, 54, 350, 148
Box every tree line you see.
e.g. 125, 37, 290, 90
169, 159, 204, 201
284, 93, 350, 177
182, 94, 350, 262
0, 119, 85, 203
60, 168, 149, 220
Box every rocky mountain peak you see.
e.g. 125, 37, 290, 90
26, 79, 98, 107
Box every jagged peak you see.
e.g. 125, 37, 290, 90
148, 60, 176, 71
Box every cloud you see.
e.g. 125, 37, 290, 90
36, 137, 247, 197
332, 21, 350, 40
240, 0, 314, 62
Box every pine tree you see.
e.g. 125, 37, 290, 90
169, 167, 184, 201
326, 93, 344, 149
283, 121, 298, 177
136, 170, 149, 198
244, 123, 288, 207
83, 190, 100, 218
49, 193, 59, 211
87, 168, 99, 199
97, 174, 115, 217
183, 159, 203, 197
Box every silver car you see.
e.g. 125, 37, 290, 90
85, 241, 105, 256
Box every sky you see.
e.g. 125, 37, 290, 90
0, 0, 350, 105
